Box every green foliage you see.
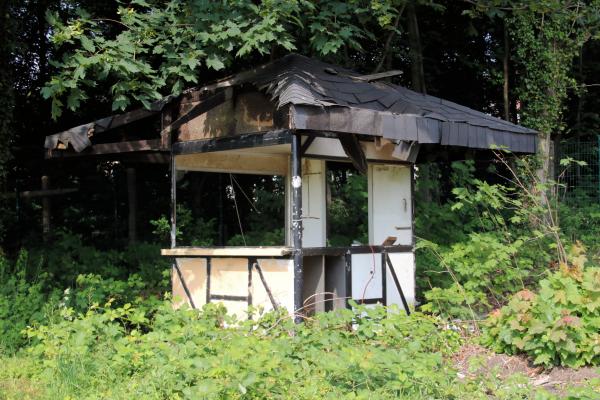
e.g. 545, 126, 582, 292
0, 231, 169, 352
328, 171, 368, 246
419, 232, 532, 319
15, 299, 529, 399
559, 203, 600, 253
482, 255, 600, 368
0, 250, 59, 352
416, 161, 554, 319
64, 273, 163, 314
38, 230, 170, 287
151, 204, 216, 246
43, 0, 405, 118
466, 1, 600, 135
0, 298, 593, 399
226, 178, 285, 246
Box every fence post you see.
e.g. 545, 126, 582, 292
597, 135, 600, 201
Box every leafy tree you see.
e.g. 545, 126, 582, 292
43, 0, 404, 118
466, 1, 600, 182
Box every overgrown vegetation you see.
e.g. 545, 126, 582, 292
3, 0, 600, 397
2, 299, 598, 399
0, 232, 168, 352
483, 248, 600, 368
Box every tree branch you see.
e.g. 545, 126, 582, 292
373, 4, 406, 74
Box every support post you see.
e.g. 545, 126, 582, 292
41, 175, 50, 241
170, 154, 177, 248
126, 167, 137, 245
291, 133, 304, 322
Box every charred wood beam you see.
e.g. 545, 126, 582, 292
94, 108, 157, 133
45, 139, 164, 159
127, 167, 137, 245
172, 130, 292, 155
161, 89, 230, 138
0, 188, 78, 199
300, 135, 316, 156
41, 176, 50, 241
338, 133, 368, 174
351, 70, 403, 82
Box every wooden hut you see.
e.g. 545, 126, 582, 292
44, 54, 537, 318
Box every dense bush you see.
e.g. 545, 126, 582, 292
0, 300, 595, 399
9, 303, 461, 399
0, 250, 59, 351
482, 252, 600, 368
419, 232, 536, 319
0, 232, 169, 352
416, 163, 553, 319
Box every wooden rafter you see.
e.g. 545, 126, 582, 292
45, 139, 164, 159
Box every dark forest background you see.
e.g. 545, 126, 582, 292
1, 0, 599, 251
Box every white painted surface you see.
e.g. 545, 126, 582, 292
351, 253, 382, 301
386, 252, 416, 306
301, 159, 327, 247
172, 257, 295, 318
368, 164, 412, 246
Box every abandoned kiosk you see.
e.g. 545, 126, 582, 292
45, 55, 537, 317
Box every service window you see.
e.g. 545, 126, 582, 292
175, 170, 285, 246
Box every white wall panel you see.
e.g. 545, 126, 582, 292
368, 164, 412, 246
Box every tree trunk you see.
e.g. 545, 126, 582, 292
407, 1, 426, 94
503, 22, 510, 122
127, 167, 137, 245
537, 133, 554, 179
41, 175, 50, 241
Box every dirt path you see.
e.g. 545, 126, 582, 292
453, 344, 599, 396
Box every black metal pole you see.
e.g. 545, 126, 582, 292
291, 133, 304, 322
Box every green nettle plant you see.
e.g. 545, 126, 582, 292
20, 302, 469, 399
416, 158, 557, 321
0, 250, 57, 351
482, 244, 600, 368
419, 232, 534, 321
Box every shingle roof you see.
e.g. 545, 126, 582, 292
45, 53, 537, 155
246, 54, 537, 153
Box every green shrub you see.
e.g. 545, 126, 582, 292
64, 273, 163, 314
416, 174, 553, 319
419, 233, 535, 319
0, 231, 169, 352
0, 250, 60, 352
19, 301, 475, 399
482, 259, 600, 368
38, 230, 170, 288
559, 203, 600, 253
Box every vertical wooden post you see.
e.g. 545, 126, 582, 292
170, 153, 177, 248
291, 133, 303, 321
41, 175, 50, 241
127, 167, 137, 245
218, 174, 224, 245
162, 105, 177, 249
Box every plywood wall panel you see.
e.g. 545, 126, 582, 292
172, 258, 207, 309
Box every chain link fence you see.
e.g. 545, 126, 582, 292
556, 137, 599, 204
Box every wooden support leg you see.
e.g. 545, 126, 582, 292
127, 167, 137, 245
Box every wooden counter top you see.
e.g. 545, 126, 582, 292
161, 246, 293, 257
